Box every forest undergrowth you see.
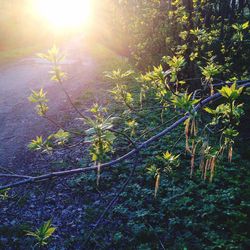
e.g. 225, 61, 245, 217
1, 0, 250, 249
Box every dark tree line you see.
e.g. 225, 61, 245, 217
97, 0, 249, 82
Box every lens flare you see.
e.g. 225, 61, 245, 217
34, 0, 92, 30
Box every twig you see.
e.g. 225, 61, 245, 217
134, 114, 180, 143
148, 223, 166, 250
84, 155, 138, 246
170, 134, 185, 151
0, 174, 31, 179
213, 79, 250, 87
44, 115, 83, 136
41, 178, 53, 218
60, 80, 89, 120
0, 166, 16, 175
108, 128, 136, 148
1, 81, 249, 191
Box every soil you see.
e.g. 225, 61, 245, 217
0, 38, 98, 170
0, 38, 111, 249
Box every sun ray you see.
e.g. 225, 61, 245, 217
34, 0, 92, 30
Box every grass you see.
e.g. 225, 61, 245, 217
0, 45, 45, 64
72, 40, 133, 107
86, 41, 132, 75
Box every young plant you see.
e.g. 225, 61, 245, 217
106, 69, 135, 111
26, 220, 56, 247
171, 92, 200, 113
147, 151, 179, 197
162, 55, 186, 89
0, 188, 10, 200
38, 46, 66, 83
139, 65, 172, 104
218, 83, 244, 102
203, 83, 244, 169
218, 83, 244, 124
232, 21, 249, 42
110, 84, 134, 110
104, 69, 134, 84
204, 102, 244, 127
85, 104, 116, 185
200, 62, 222, 94
171, 92, 200, 154
52, 129, 70, 146
28, 89, 48, 117
222, 127, 239, 163
37, 46, 87, 120
28, 136, 52, 154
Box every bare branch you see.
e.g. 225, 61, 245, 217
84, 155, 138, 246
0, 174, 31, 179
1, 82, 249, 191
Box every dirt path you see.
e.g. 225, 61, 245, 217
0, 39, 97, 170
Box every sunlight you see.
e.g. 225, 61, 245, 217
34, 0, 92, 30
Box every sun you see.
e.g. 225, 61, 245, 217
34, 0, 92, 30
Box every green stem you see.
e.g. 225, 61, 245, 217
229, 100, 233, 124
59, 81, 88, 120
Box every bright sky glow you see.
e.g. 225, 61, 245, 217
34, 0, 92, 30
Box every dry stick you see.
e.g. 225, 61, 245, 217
170, 133, 185, 151
59, 80, 89, 120
55, 58, 88, 121
134, 114, 181, 144
0, 174, 30, 179
44, 115, 82, 136
41, 178, 53, 218
148, 223, 166, 250
0, 166, 17, 175
1, 82, 250, 191
84, 155, 138, 246
213, 79, 250, 87
108, 128, 136, 148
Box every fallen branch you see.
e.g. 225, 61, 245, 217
1, 82, 249, 191
0, 174, 30, 179
84, 155, 138, 246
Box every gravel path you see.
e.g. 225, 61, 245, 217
0, 39, 115, 249
0, 39, 97, 170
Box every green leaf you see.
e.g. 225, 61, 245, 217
26, 220, 56, 247
52, 129, 70, 145
218, 83, 243, 101
242, 21, 249, 30
204, 107, 215, 114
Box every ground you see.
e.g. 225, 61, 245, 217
2, 38, 249, 250
0, 38, 114, 249
0, 38, 98, 170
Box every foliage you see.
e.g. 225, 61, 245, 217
82, 150, 250, 249
232, 21, 249, 41
0, 188, 10, 200
171, 93, 199, 113
200, 62, 222, 83
104, 69, 134, 83
147, 150, 179, 197
24, 38, 249, 248
38, 46, 66, 82
52, 129, 70, 146
3, 0, 250, 249
28, 89, 48, 117
85, 104, 116, 163
107, 0, 250, 80
28, 136, 52, 153
219, 83, 244, 101
26, 220, 56, 247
